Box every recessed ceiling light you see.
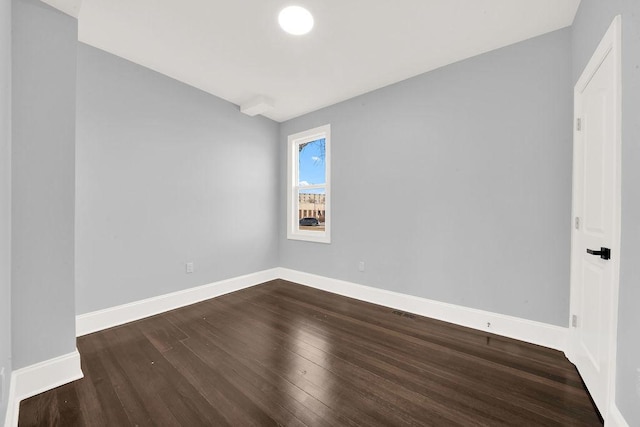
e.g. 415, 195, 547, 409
278, 6, 314, 35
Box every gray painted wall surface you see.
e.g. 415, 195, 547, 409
572, 1, 640, 424
0, 0, 11, 421
75, 44, 280, 314
279, 28, 573, 326
11, 0, 77, 369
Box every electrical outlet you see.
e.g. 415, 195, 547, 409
186, 262, 194, 274
358, 261, 365, 272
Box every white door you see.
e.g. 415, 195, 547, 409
569, 16, 621, 421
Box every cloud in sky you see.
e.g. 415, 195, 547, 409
299, 180, 310, 186
311, 156, 321, 162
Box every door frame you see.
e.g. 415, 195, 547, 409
568, 15, 622, 422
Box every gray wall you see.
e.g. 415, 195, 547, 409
75, 44, 280, 314
11, 0, 77, 369
572, 1, 640, 424
279, 28, 573, 327
0, 0, 11, 421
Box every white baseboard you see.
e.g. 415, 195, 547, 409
76, 267, 568, 350
4, 349, 83, 427
76, 268, 280, 336
607, 403, 629, 427
276, 268, 568, 352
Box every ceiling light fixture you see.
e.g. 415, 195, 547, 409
278, 6, 314, 35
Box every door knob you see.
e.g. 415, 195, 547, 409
586, 247, 611, 260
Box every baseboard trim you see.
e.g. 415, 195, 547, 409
76, 268, 280, 336
276, 268, 568, 352
607, 403, 629, 427
4, 349, 83, 427
76, 266, 568, 349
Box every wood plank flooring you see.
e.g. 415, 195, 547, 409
19, 280, 603, 426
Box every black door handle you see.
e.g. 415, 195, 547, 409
586, 247, 611, 260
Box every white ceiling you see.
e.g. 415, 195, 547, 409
69, 0, 580, 122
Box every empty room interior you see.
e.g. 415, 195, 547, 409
1, 0, 639, 425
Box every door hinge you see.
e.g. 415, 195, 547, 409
572, 314, 578, 328
575, 217, 580, 230
576, 118, 582, 131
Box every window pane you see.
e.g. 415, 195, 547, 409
298, 138, 326, 186
287, 124, 330, 243
297, 189, 326, 232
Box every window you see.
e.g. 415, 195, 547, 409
287, 124, 330, 243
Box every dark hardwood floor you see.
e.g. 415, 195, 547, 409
19, 280, 602, 426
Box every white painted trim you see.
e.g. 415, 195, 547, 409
569, 15, 622, 420
4, 349, 83, 427
76, 266, 568, 351
276, 268, 568, 352
76, 268, 280, 336
606, 403, 629, 427
286, 124, 331, 244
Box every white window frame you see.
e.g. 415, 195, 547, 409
287, 124, 331, 243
